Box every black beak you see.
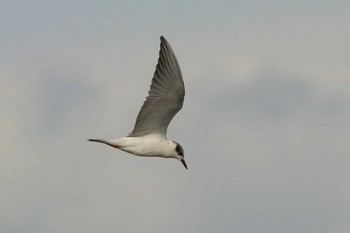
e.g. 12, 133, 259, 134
180, 158, 188, 170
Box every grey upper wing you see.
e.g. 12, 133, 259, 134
129, 36, 185, 137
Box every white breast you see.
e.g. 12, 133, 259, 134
112, 135, 175, 158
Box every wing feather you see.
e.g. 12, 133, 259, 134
129, 36, 185, 137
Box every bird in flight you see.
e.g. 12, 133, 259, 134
89, 36, 187, 169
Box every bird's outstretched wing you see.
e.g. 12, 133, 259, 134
129, 36, 185, 137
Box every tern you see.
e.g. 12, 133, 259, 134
88, 36, 187, 169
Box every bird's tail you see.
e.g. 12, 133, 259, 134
88, 138, 108, 144
87, 139, 120, 149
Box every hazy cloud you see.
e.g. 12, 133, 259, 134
209, 71, 349, 124
39, 67, 98, 134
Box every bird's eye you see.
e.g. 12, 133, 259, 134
175, 143, 184, 156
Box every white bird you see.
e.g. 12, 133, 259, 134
88, 36, 187, 169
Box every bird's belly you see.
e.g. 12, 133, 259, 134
119, 137, 172, 158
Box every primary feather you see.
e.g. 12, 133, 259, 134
129, 36, 185, 137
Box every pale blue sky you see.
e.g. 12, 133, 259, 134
1, 1, 350, 233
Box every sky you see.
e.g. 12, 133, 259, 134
1, 1, 350, 232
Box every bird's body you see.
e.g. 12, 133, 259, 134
90, 135, 177, 158
89, 36, 187, 169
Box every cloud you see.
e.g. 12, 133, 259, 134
208, 70, 349, 124
38, 66, 98, 135
182, 67, 350, 233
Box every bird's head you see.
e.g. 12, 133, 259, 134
172, 141, 187, 169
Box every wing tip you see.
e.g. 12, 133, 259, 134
160, 35, 168, 44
